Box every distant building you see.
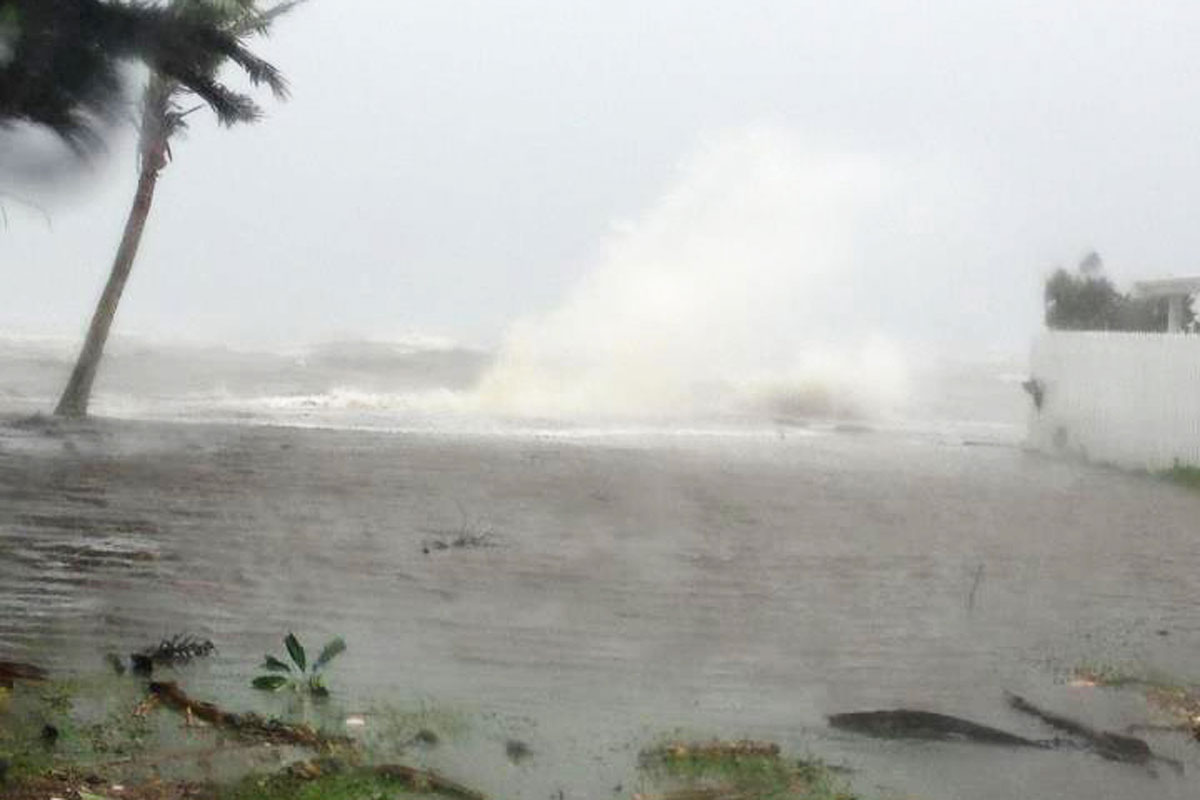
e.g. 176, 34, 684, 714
1132, 277, 1200, 333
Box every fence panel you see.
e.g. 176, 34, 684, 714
1028, 331, 1200, 470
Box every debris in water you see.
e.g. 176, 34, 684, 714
413, 728, 440, 746
131, 633, 216, 674
506, 738, 532, 763
1006, 693, 1169, 770
0, 660, 49, 687
421, 532, 497, 555
104, 653, 126, 676
149, 681, 352, 750
828, 709, 1044, 748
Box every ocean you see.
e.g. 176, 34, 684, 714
0, 334, 1029, 442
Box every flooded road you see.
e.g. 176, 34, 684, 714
2, 417, 1199, 798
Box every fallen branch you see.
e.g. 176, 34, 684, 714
148, 683, 487, 799
149, 681, 352, 751
0, 660, 49, 687
374, 763, 487, 800
1006, 693, 1182, 773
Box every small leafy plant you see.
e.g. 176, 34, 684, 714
252, 633, 346, 697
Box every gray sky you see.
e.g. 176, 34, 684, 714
4, 0, 1200, 355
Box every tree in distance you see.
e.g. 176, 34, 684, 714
1044, 251, 1193, 333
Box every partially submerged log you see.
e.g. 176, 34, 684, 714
830, 698, 1184, 774
828, 710, 1045, 748
149, 683, 488, 798
0, 660, 48, 688
1006, 693, 1181, 774
148, 681, 352, 751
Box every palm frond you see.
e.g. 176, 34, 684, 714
220, 40, 289, 99
233, 0, 306, 38
1, 0, 299, 148
161, 2, 293, 100
183, 74, 262, 125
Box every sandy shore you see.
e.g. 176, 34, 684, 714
2, 414, 1199, 799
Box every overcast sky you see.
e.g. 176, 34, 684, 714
4, 0, 1200, 356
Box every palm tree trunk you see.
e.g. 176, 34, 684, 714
55, 74, 172, 419
54, 162, 162, 418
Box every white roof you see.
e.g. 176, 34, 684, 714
1132, 277, 1200, 298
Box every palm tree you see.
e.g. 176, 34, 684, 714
1, 0, 293, 151
54, 0, 301, 418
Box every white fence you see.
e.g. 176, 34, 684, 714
1027, 331, 1200, 469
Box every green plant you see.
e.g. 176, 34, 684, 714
1161, 462, 1200, 491
1043, 253, 1193, 333
252, 633, 345, 697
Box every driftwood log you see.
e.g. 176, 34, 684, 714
149, 681, 351, 750
148, 682, 488, 798
828, 710, 1045, 748
830, 695, 1183, 774
1006, 693, 1182, 774
0, 660, 48, 688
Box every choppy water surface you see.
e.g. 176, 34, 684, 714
2, 415, 1199, 799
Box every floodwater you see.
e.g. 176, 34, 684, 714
2, 414, 1199, 799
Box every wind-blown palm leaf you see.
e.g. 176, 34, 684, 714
313, 637, 346, 672
251, 674, 289, 691
0, 0, 297, 150
161, 0, 294, 100
234, 0, 304, 39
284, 632, 306, 672
175, 71, 262, 125
261, 654, 292, 673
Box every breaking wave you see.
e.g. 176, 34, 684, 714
475, 127, 912, 423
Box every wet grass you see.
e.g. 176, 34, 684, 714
0, 677, 165, 784
638, 740, 858, 800
1159, 463, 1200, 491
1071, 662, 1149, 689
1070, 663, 1200, 730
4, 674, 873, 800
217, 768, 418, 800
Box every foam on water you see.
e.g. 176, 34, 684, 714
0, 336, 1024, 444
